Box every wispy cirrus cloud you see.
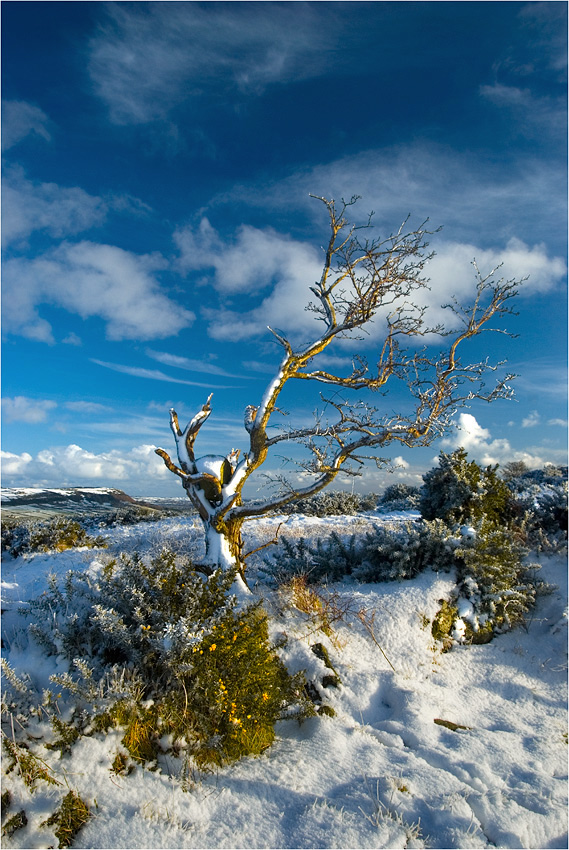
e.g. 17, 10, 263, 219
2, 164, 152, 249
92, 359, 240, 389
211, 143, 567, 255
87, 2, 339, 125
2, 166, 108, 249
64, 401, 113, 414
1, 100, 51, 150
145, 349, 254, 380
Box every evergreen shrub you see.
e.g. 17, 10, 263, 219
507, 474, 568, 552
278, 491, 378, 517
1, 516, 106, 557
420, 448, 512, 527
354, 519, 458, 582
453, 519, 539, 638
378, 483, 421, 512
268, 520, 457, 585
19, 551, 308, 771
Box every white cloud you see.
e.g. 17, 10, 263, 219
479, 83, 565, 138
213, 144, 566, 259
548, 418, 568, 427
145, 349, 252, 379
176, 219, 324, 342
0, 442, 218, 493
2, 166, 108, 248
2, 242, 194, 342
522, 410, 541, 428
1, 100, 51, 150
175, 215, 565, 346
2, 396, 57, 424
1, 450, 33, 475
91, 359, 239, 389
30, 443, 170, 484
88, 3, 337, 125
64, 401, 112, 414
441, 412, 547, 467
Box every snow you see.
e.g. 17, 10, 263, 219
1, 513, 567, 850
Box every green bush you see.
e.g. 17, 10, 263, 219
379, 483, 421, 512
22, 551, 309, 770
455, 519, 539, 636
277, 491, 378, 517
1, 516, 106, 557
420, 449, 513, 527
267, 520, 457, 585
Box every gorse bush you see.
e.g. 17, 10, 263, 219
354, 519, 457, 582
277, 490, 378, 517
267, 520, 457, 585
420, 448, 513, 527
451, 519, 540, 642
506, 470, 568, 552
269, 532, 362, 583
378, 484, 421, 512
18, 550, 308, 771
1, 516, 106, 558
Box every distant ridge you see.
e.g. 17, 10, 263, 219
0, 487, 165, 520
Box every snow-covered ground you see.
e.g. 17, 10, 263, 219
1, 513, 567, 849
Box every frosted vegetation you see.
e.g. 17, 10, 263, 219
1, 454, 567, 849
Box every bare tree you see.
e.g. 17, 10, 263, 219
156, 196, 519, 594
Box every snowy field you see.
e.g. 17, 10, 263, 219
1, 512, 567, 850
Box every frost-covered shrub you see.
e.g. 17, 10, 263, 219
91, 505, 168, 527
278, 491, 378, 517
268, 532, 362, 583
1, 519, 31, 558
430, 519, 540, 648
20, 551, 308, 769
504, 467, 568, 552
510, 481, 568, 551
378, 483, 421, 512
268, 520, 458, 585
354, 519, 458, 582
1, 516, 106, 557
420, 449, 512, 527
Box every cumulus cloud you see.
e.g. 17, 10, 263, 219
441, 412, 547, 467
2, 242, 194, 343
1, 100, 51, 150
2, 396, 57, 424
174, 215, 565, 346
1, 450, 33, 476
176, 219, 324, 342
522, 410, 541, 428
2, 166, 108, 249
3, 444, 170, 487
1, 443, 170, 489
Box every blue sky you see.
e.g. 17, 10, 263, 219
2, 1, 567, 498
